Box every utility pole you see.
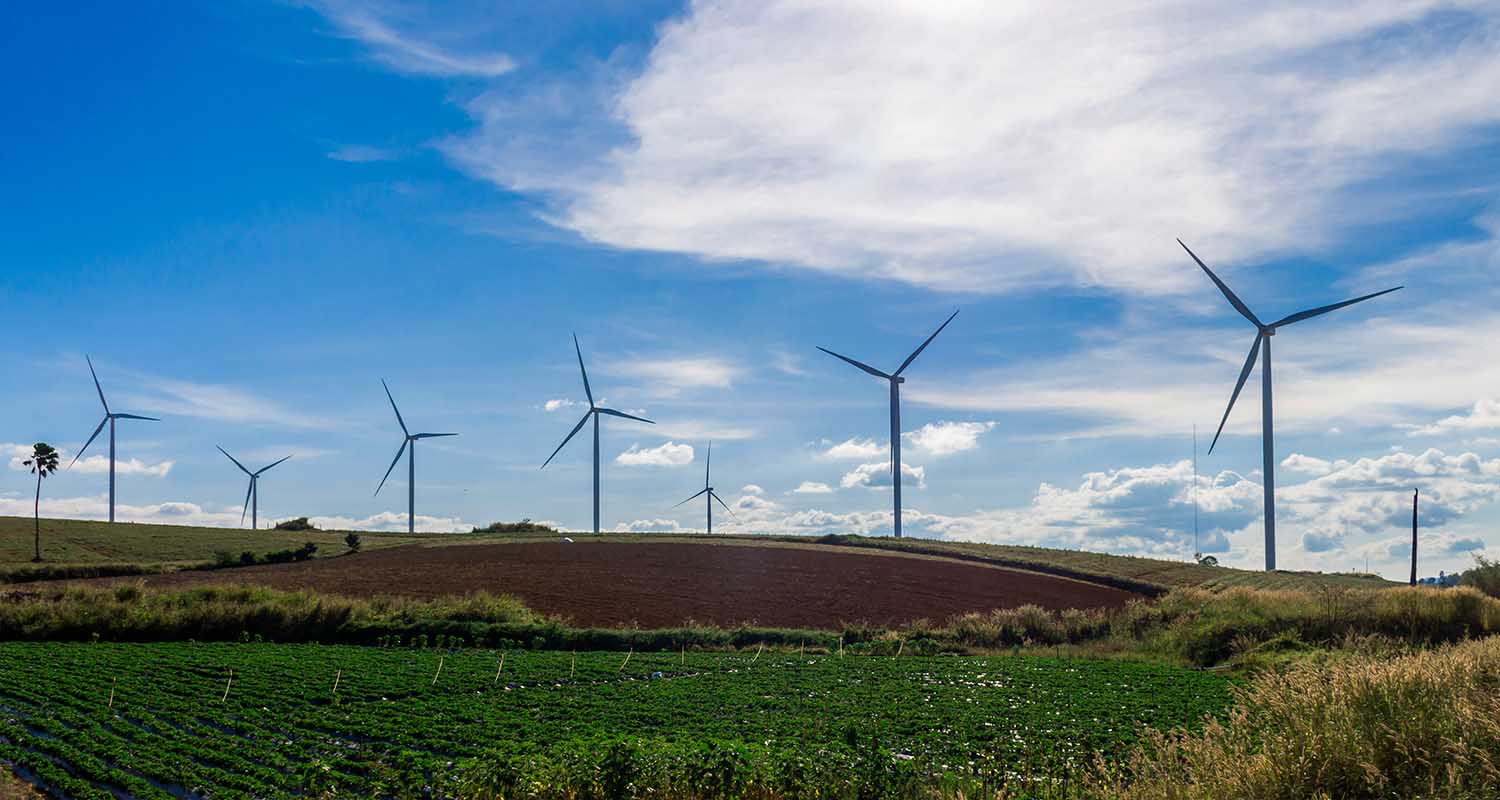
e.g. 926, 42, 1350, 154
1409, 489, 1419, 586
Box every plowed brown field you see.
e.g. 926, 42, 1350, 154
98, 540, 1142, 628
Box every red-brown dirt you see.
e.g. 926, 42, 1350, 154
105, 540, 1143, 628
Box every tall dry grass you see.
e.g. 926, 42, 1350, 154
1090, 635, 1500, 799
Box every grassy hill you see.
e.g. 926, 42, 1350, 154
0, 516, 1395, 591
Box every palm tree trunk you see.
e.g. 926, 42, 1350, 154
33, 473, 42, 562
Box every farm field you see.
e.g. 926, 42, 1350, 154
62, 541, 1141, 628
0, 642, 1232, 798
1, 516, 1395, 594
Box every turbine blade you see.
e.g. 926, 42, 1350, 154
412, 433, 458, 439
816, 347, 890, 379
711, 491, 736, 519
673, 488, 709, 508
111, 413, 159, 421
1209, 332, 1263, 454
86, 355, 109, 414
70, 417, 109, 467
1269, 286, 1403, 328
255, 455, 293, 475
374, 440, 408, 496
894, 309, 959, 376
381, 379, 408, 436
542, 411, 592, 469
596, 407, 655, 424
217, 446, 252, 476
1179, 240, 1262, 327
241, 479, 254, 525
573, 334, 594, 406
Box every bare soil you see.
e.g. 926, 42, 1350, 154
101, 540, 1142, 628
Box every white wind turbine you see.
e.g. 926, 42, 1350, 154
374, 379, 456, 534
217, 447, 291, 530
69, 355, 159, 523
673, 441, 734, 534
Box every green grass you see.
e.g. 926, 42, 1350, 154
0, 642, 1231, 798
1, 516, 1395, 594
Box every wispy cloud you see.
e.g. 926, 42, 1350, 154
607, 357, 740, 394
307, 1, 515, 78
791, 481, 833, 495
326, 144, 400, 163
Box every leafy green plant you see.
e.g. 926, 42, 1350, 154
21, 443, 60, 562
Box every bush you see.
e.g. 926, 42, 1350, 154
471, 519, 555, 534
273, 517, 317, 531
262, 542, 318, 565
344, 533, 361, 552
1460, 554, 1500, 598
1091, 635, 1500, 799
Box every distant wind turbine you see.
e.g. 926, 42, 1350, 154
217, 447, 291, 530
375, 379, 456, 534
1181, 239, 1401, 571
69, 355, 159, 523
673, 441, 735, 534
817, 310, 959, 538
541, 335, 655, 534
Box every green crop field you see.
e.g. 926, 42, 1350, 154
0, 642, 1231, 798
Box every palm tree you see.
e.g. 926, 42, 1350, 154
22, 443, 59, 562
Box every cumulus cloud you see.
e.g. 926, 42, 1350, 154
615, 518, 688, 533
1282, 454, 1335, 476
543, 398, 582, 413
821, 438, 889, 460
1405, 398, 1500, 437
305, 512, 469, 533
439, 0, 1500, 294
615, 441, 695, 467
791, 481, 833, 495
840, 462, 926, 490
903, 421, 996, 457
740, 484, 764, 496
5, 444, 172, 477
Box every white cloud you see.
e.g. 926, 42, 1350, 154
615, 441, 695, 467
791, 481, 833, 495
308, 512, 469, 533
903, 421, 996, 457
1281, 453, 1334, 476
5, 444, 172, 477
441, 0, 1500, 294
308, 1, 515, 77
840, 461, 926, 490
653, 420, 756, 442
118, 375, 332, 429
326, 144, 399, 163
615, 518, 688, 533
608, 357, 740, 393
1406, 398, 1500, 437
740, 484, 764, 496
543, 398, 582, 413
821, 437, 888, 460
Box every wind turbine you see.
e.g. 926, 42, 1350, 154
673, 441, 735, 534
817, 310, 959, 538
69, 355, 159, 523
1181, 239, 1401, 571
541, 335, 655, 534
217, 447, 291, 530
374, 379, 456, 534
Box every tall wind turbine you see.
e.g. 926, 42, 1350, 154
673, 441, 735, 534
817, 310, 959, 538
69, 355, 159, 523
374, 379, 456, 534
217, 447, 291, 530
1181, 239, 1401, 571
541, 335, 655, 534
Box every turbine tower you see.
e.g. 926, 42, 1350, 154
1181, 239, 1401, 571
673, 441, 735, 534
816, 310, 959, 538
217, 447, 291, 530
375, 379, 456, 534
69, 355, 159, 523
542, 334, 655, 534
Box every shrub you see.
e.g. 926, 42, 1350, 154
273, 517, 317, 531
1460, 554, 1500, 598
1090, 635, 1500, 799
344, 533, 361, 552
471, 519, 556, 534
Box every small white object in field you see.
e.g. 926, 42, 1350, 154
563, 537, 574, 543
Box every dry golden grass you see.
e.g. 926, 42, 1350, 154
1091, 635, 1500, 799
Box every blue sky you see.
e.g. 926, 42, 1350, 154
3, 1, 1500, 579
